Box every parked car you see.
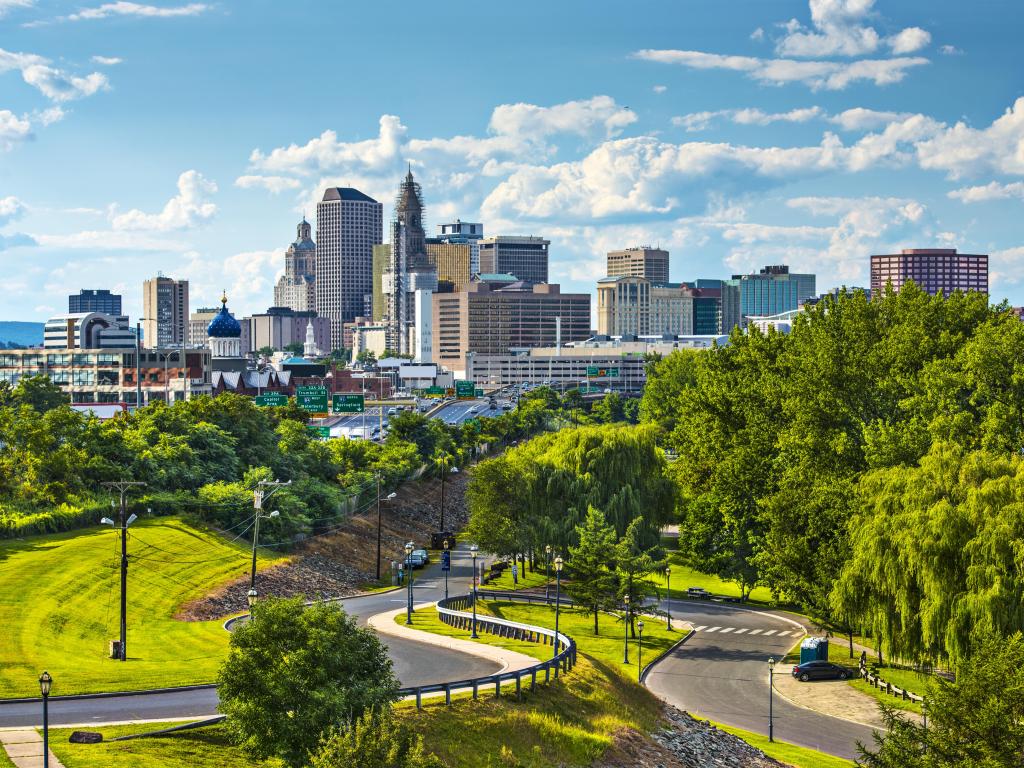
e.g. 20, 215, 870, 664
407, 549, 430, 568
686, 587, 712, 600
791, 660, 853, 682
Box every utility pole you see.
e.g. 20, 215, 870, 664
101, 481, 145, 661
251, 479, 290, 590
375, 471, 396, 581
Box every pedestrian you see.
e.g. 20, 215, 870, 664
512, 562, 518, 586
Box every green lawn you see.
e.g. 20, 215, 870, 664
849, 678, 923, 715
481, 562, 551, 591
709, 721, 854, 768
47, 722, 283, 768
0, 516, 284, 698
651, 560, 776, 605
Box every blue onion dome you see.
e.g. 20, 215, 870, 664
207, 291, 242, 338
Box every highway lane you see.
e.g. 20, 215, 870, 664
0, 547, 495, 728
646, 599, 876, 760
433, 399, 491, 425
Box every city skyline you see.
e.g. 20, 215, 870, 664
1, 0, 1022, 323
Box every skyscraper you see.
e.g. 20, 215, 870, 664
478, 235, 550, 283
314, 187, 383, 351
727, 265, 816, 321
870, 248, 988, 297
606, 247, 670, 284
436, 219, 484, 274
142, 275, 189, 348
69, 289, 122, 315
382, 168, 436, 354
274, 218, 316, 312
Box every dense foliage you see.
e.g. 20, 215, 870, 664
641, 284, 1024, 663
218, 597, 399, 767
0, 381, 559, 540
309, 709, 446, 768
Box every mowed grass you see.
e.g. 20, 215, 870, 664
481, 562, 552, 592
709, 721, 854, 768
0, 516, 284, 698
47, 721, 283, 768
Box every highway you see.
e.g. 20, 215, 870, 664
0, 547, 494, 728
318, 398, 497, 439
647, 598, 876, 760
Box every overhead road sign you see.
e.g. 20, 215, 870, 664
255, 392, 288, 407
332, 393, 365, 413
455, 380, 475, 400
296, 385, 328, 413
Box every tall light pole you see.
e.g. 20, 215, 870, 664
438, 459, 458, 534
553, 556, 563, 660
101, 480, 145, 661
545, 544, 552, 604
251, 479, 290, 591
637, 620, 645, 682
470, 544, 479, 638
665, 566, 672, 630
39, 671, 51, 768
404, 541, 414, 624
622, 594, 631, 664
768, 656, 776, 742
375, 471, 396, 582
443, 539, 450, 600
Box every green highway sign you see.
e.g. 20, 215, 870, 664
306, 425, 330, 439
475, 388, 484, 397
332, 393, 364, 413
255, 392, 288, 407
425, 386, 444, 397
296, 385, 328, 413
455, 380, 475, 399
586, 366, 620, 378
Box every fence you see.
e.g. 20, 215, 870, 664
859, 663, 924, 704
394, 592, 577, 709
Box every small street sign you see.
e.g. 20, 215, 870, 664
306, 425, 331, 439
441, 550, 451, 571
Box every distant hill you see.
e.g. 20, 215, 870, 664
0, 321, 44, 347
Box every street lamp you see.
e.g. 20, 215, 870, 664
250, 509, 279, 591
247, 588, 258, 610
665, 566, 672, 630
553, 556, 564, 661
404, 541, 415, 625
623, 594, 631, 664
470, 544, 479, 638
768, 656, 776, 742
637, 620, 645, 682
443, 539, 450, 601
39, 671, 51, 768
545, 544, 552, 604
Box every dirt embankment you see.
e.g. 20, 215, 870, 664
178, 470, 471, 621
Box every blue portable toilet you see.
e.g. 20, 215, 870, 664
799, 637, 829, 664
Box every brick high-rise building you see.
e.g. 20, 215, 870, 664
606, 247, 670, 284
142, 275, 189, 348
314, 187, 383, 351
870, 248, 988, 297
478, 236, 549, 284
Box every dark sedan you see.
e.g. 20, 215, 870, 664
792, 660, 854, 682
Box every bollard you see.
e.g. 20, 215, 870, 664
445, 685, 451, 706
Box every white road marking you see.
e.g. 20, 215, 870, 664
762, 629, 777, 636
718, 627, 735, 633
704, 626, 721, 633
748, 629, 762, 635
693, 625, 707, 631
733, 628, 748, 634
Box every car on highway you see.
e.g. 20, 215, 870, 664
791, 660, 854, 682
387, 407, 397, 415
686, 587, 712, 599
468, 405, 479, 414
407, 548, 430, 568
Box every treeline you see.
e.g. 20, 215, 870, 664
0, 377, 560, 540
641, 283, 1024, 664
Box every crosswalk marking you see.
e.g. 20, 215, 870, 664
718, 627, 735, 633
762, 630, 777, 636
694, 625, 707, 631
705, 626, 721, 632
748, 629, 762, 635
733, 628, 748, 634
689, 625, 802, 636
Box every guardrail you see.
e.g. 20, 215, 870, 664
859, 664, 924, 703
394, 592, 577, 709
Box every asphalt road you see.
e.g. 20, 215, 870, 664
0, 547, 496, 728
433, 399, 492, 425
646, 598, 877, 760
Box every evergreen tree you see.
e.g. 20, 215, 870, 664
566, 507, 617, 633
615, 516, 661, 637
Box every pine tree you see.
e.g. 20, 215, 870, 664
566, 507, 617, 634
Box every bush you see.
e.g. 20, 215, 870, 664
309, 709, 446, 768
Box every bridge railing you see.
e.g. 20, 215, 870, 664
395, 592, 577, 708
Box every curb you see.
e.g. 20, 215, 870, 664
640, 627, 695, 684
222, 584, 406, 632
0, 682, 218, 705
770, 668, 901, 730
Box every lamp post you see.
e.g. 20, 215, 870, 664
665, 566, 672, 630
470, 545, 479, 638
553, 556, 564, 661
623, 594, 631, 664
637, 620, 645, 682
247, 588, 257, 621
100, 480, 145, 662
768, 656, 776, 742
443, 539, 450, 600
250, 509, 279, 591
404, 541, 414, 625
545, 544, 552, 604
39, 671, 51, 768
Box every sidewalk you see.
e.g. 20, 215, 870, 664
0, 729, 64, 768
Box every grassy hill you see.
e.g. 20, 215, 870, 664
0, 516, 285, 698
0, 321, 44, 347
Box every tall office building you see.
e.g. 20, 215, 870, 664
727, 265, 816, 321
142, 275, 189, 348
189, 307, 219, 348
274, 218, 317, 312
371, 244, 391, 323
382, 169, 436, 355
69, 289, 122, 315
683, 279, 742, 335
596, 276, 694, 336
870, 248, 988, 297
425, 240, 473, 292
314, 187, 383, 351
606, 247, 670, 284
436, 219, 484, 274
478, 236, 549, 283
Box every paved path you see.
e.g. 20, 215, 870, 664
0, 548, 496, 729
646, 598, 878, 761
0, 729, 63, 768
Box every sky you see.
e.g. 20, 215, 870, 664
1, 0, 1023, 324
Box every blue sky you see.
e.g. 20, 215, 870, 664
1, 0, 1023, 323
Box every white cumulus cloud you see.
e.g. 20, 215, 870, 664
63, 2, 208, 21
0, 47, 108, 102
948, 181, 1024, 203
112, 170, 217, 231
